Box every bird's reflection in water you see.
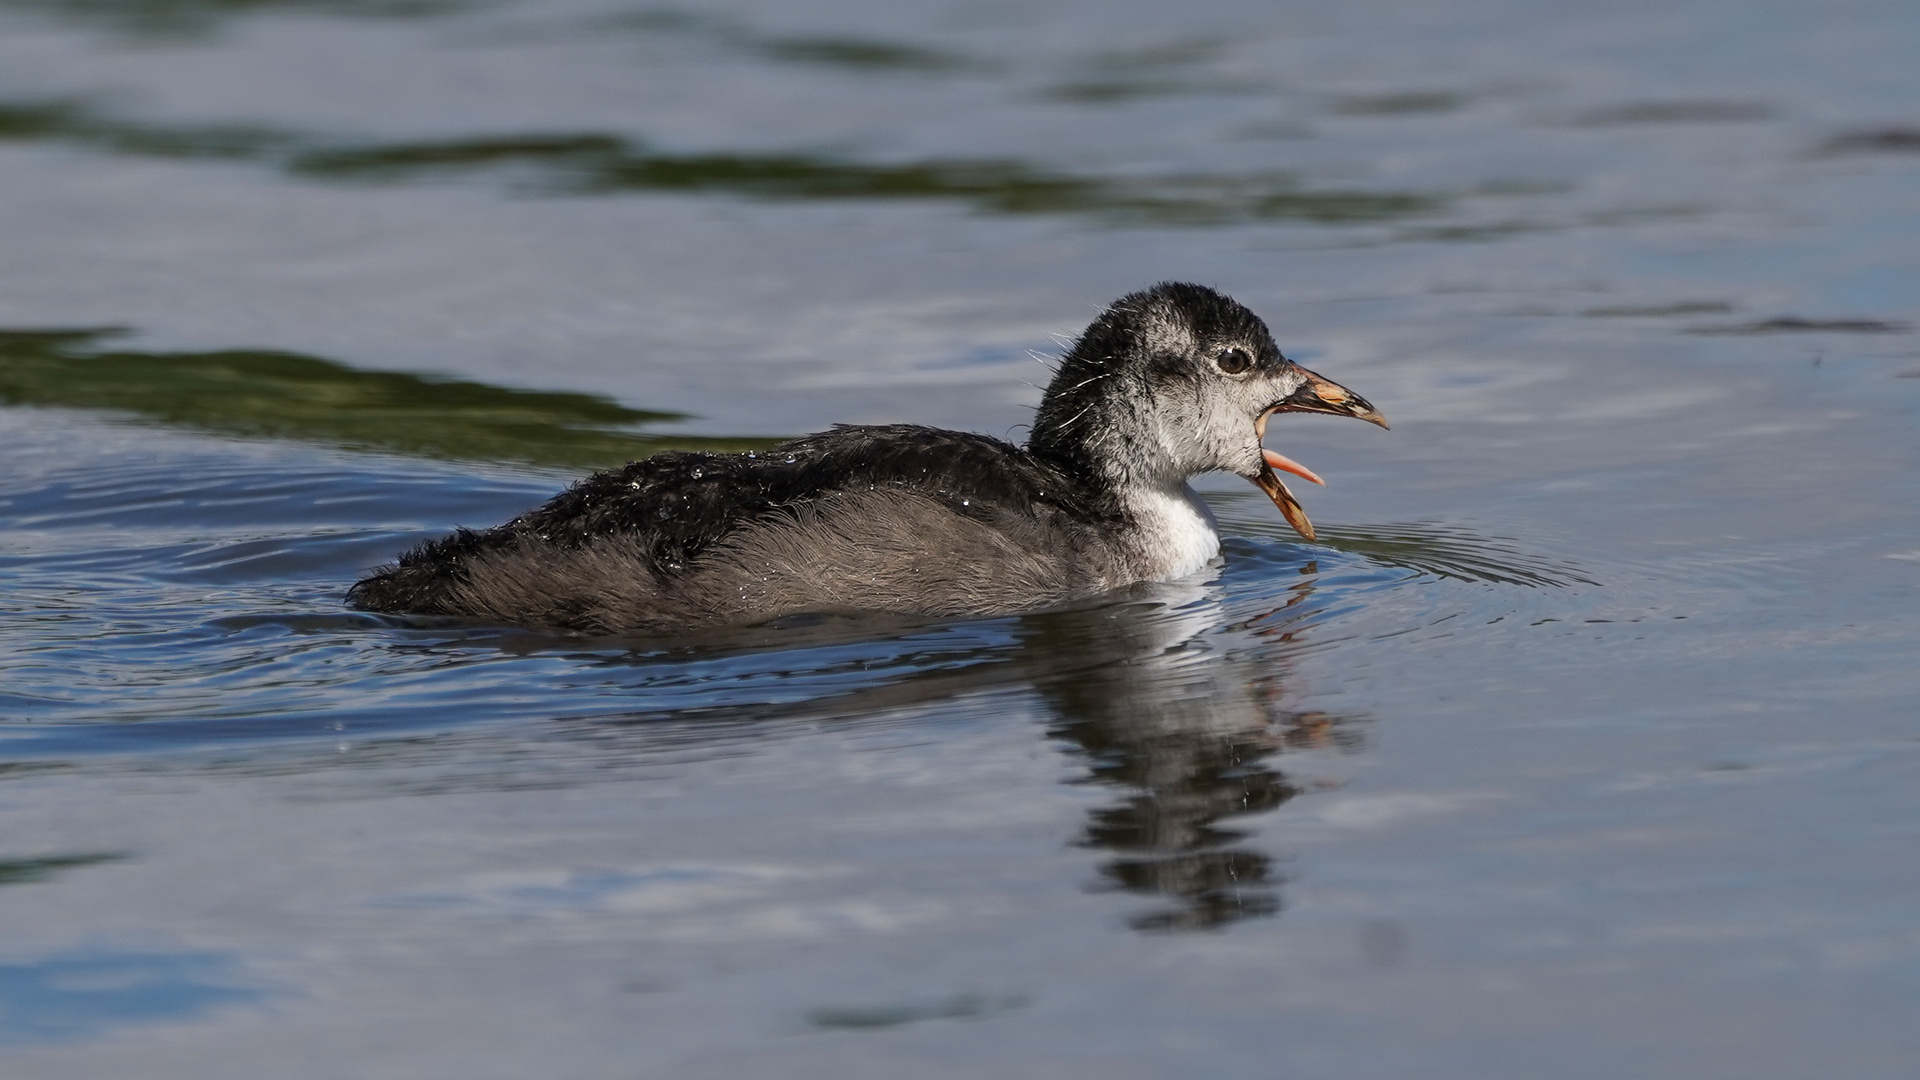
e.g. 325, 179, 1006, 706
389, 562, 1364, 933
1024, 572, 1362, 931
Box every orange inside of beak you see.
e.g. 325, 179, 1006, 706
1249, 380, 1388, 542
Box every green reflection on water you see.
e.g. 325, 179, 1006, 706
0, 852, 125, 886
0, 0, 457, 35
1045, 37, 1254, 103
1686, 317, 1912, 335
756, 37, 972, 72
0, 97, 1442, 226
1582, 301, 1734, 318
1333, 91, 1466, 115
594, 9, 987, 73
806, 992, 1027, 1030
1571, 101, 1773, 126
0, 99, 289, 158
292, 139, 1437, 223
0, 330, 772, 468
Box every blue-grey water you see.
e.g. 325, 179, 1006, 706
2, 0, 1918, 1075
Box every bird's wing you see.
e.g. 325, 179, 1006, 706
506, 425, 1091, 575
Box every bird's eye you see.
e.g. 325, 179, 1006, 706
1214, 347, 1253, 376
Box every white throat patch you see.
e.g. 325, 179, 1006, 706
1125, 483, 1223, 581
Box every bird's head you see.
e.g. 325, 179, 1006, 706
1030, 282, 1387, 540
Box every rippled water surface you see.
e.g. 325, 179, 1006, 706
2, 0, 1918, 1075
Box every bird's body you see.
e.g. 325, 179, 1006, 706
348, 283, 1385, 634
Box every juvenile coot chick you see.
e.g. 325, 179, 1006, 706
348, 283, 1387, 633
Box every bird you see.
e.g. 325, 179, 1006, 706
347, 282, 1387, 634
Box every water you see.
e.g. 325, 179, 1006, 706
1, 0, 1918, 1075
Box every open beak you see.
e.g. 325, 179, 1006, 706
1267, 366, 1389, 430
1250, 365, 1388, 542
